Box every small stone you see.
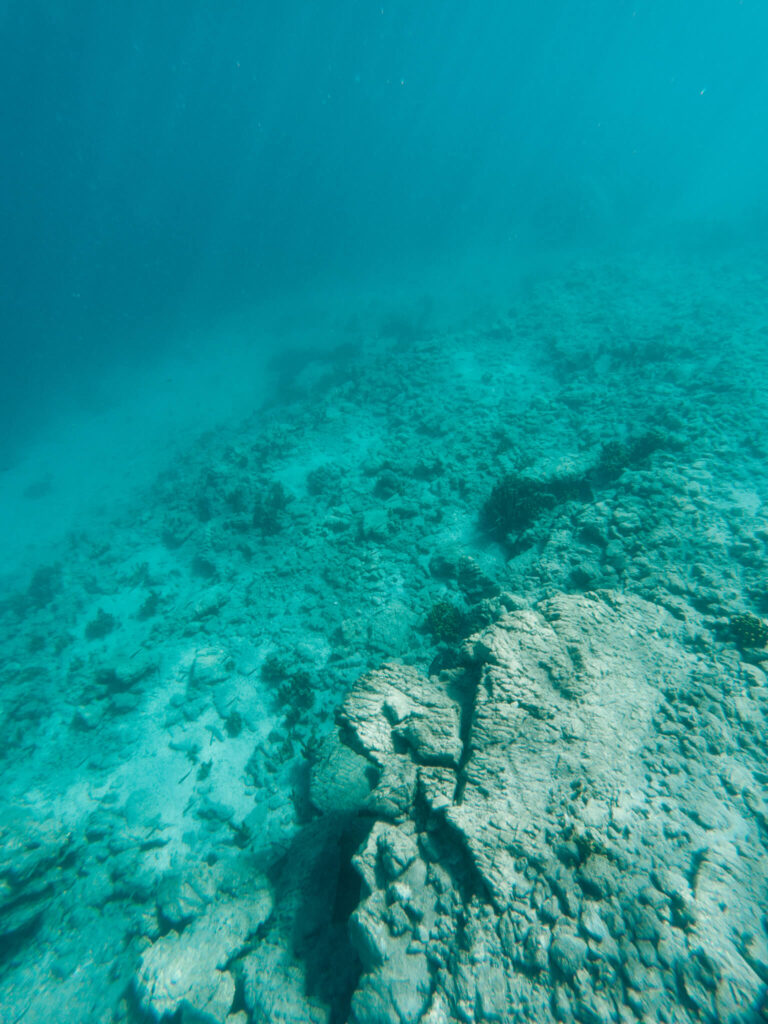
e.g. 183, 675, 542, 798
190, 647, 233, 687
580, 903, 608, 943
576, 855, 617, 899
540, 895, 561, 924
360, 508, 389, 541
550, 932, 588, 979
377, 826, 419, 880
651, 867, 690, 900
552, 985, 572, 1022
349, 903, 392, 969
73, 705, 103, 730
387, 903, 411, 937
523, 923, 550, 972
625, 902, 661, 943
574, 990, 615, 1024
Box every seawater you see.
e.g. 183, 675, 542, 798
1, 4, 767, 1023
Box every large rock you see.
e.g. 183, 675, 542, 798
135, 884, 273, 1024
338, 662, 462, 772
448, 590, 676, 908
330, 591, 768, 1024
0, 811, 78, 949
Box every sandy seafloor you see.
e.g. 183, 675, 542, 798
1, 248, 767, 1024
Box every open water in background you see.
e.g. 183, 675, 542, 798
2, 1, 767, 474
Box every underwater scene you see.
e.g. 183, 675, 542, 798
1, 3, 768, 1023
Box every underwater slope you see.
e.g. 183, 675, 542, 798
0, 251, 767, 1022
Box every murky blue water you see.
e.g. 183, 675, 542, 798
1, 4, 767, 1023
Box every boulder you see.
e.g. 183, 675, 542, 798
337, 662, 462, 770
135, 885, 273, 1023
329, 590, 768, 1024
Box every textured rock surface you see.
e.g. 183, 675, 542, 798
0, 811, 77, 947
135, 884, 273, 1023
2, 257, 768, 1022
334, 591, 768, 1024
450, 591, 679, 909
338, 662, 463, 770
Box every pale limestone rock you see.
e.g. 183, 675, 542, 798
190, 646, 232, 687
332, 591, 768, 1024
135, 885, 273, 1023
338, 662, 462, 769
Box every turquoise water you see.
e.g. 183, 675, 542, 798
1, 5, 768, 1023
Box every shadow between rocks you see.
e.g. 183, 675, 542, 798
268, 813, 371, 1023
